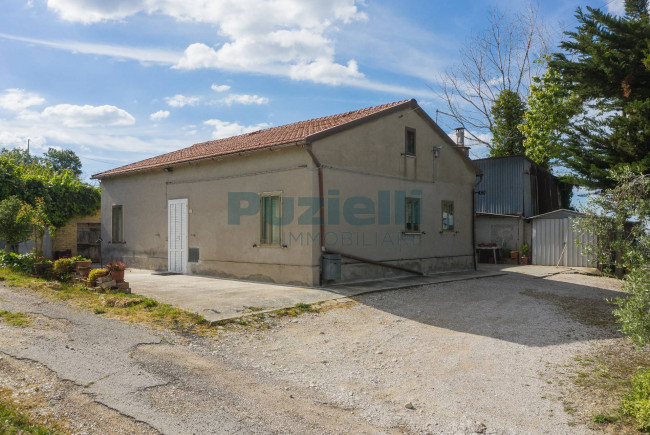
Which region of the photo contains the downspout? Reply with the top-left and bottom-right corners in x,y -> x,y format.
473,173 -> 484,271
304,143 -> 423,283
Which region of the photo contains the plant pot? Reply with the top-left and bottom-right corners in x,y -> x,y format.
76,260 -> 92,270
510,251 -> 519,259
520,256 -> 529,265
110,270 -> 125,282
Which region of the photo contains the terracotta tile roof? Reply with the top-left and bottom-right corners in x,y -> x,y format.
93,99 -> 415,179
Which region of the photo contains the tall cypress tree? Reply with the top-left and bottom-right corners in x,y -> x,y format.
551,0 -> 650,189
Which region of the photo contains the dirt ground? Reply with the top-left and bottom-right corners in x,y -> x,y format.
0,268 -> 627,434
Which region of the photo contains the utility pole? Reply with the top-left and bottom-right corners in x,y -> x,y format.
27,138 -> 30,154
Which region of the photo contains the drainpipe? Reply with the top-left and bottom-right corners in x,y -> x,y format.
473,174 -> 483,271
304,143 -> 423,283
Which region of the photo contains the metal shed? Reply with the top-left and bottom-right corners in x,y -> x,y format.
530,209 -> 595,267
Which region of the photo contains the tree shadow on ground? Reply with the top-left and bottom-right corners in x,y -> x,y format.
352,272 -> 625,347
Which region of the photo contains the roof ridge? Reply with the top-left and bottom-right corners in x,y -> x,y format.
92,99 -> 414,179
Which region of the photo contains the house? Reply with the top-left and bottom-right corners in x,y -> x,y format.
92,99 -> 480,286
473,155 -> 561,262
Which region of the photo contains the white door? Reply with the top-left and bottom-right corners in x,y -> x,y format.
168,198 -> 188,273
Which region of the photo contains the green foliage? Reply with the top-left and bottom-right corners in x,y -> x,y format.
87,268 -> 107,282
0,151 -> 100,229
52,258 -> 76,282
519,243 -> 530,257
550,0 -> 650,189
622,368 -> 650,430
0,197 -> 32,250
0,252 -> 49,274
489,89 -> 526,157
20,197 -> 54,254
558,177 -> 575,210
613,267 -> 650,345
519,61 -> 581,169
44,148 -> 82,177
576,167 -> 650,346
0,396 -> 57,434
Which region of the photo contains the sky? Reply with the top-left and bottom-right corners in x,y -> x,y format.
0,0 -> 628,184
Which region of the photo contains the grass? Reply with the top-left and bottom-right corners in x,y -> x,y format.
0,268 -> 339,336
0,309 -> 30,327
558,341 -> 650,433
0,389 -> 59,434
0,267 -> 215,336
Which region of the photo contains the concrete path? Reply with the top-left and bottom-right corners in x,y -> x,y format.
125,268 -> 504,322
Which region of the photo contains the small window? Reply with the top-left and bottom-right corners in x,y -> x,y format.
405,128 -> 416,156
112,205 -> 123,242
405,197 -> 421,232
442,201 -> 454,231
261,194 -> 281,246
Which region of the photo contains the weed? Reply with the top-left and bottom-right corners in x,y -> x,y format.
93,308 -> 106,315
622,368 -> 650,430
0,310 -> 30,327
0,389 -> 58,434
592,413 -> 619,424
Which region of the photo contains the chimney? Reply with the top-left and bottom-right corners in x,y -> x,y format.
454,127 -> 470,157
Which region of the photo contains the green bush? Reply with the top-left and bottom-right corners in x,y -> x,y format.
622,368 -> 650,430
87,268 -> 108,282
52,258 -> 76,282
0,252 -> 48,274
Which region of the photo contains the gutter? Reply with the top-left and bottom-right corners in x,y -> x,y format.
304,143 -> 423,285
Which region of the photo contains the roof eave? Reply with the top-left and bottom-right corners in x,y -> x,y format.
92,140 -> 307,180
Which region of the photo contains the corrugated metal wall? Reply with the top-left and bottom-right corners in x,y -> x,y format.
532,218 -> 595,267
475,157 -> 524,215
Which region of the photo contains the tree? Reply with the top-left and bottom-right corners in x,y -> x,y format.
519,62 -> 581,170
489,89 -> 526,156
44,148 -> 82,177
550,0 -> 650,189
575,167 -> 650,345
22,197 -> 53,254
0,148 -> 41,166
0,196 -> 31,252
440,6 -> 548,148
0,153 -> 100,229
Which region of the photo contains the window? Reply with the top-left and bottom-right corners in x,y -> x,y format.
442,200 -> 454,231
260,194 -> 281,245
112,205 -> 123,242
405,127 -> 416,156
405,197 -> 421,232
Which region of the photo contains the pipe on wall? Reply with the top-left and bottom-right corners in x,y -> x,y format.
304,144 -> 423,285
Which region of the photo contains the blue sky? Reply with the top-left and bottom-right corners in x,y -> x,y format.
0,0 -> 625,183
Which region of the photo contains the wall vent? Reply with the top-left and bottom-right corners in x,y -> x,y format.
188,247 -> 200,263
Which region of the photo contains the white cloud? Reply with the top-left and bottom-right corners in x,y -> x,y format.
0,32 -> 181,65
204,119 -> 271,139
211,84 -> 231,92
149,109 -> 170,121
607,0 -> 625,15
220,94 -> 269,106
0,88 -> 45,112
289,59 -> 363,85
165,94 -> 200,108
45,0 -> 367,86
41,104 -> 135,127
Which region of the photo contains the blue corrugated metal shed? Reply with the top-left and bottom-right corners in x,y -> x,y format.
475,156 -> 526,216
474,155 -> 559,217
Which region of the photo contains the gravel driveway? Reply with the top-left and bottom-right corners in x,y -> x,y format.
0,268 -> 624,434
